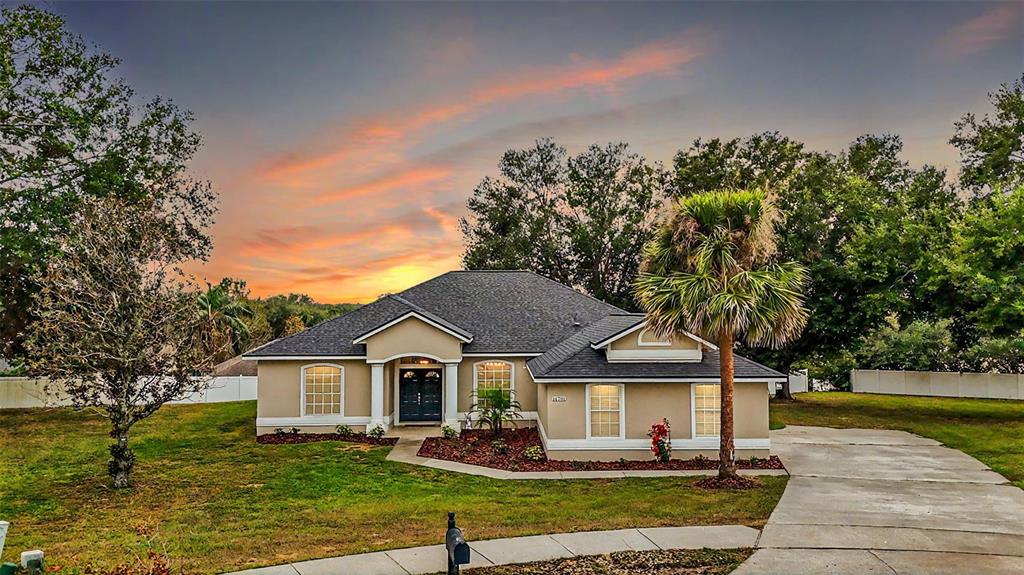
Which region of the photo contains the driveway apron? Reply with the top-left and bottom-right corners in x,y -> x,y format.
734,425 -> 1024,575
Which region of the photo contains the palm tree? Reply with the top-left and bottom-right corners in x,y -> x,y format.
197,282 -> 253,359
635,189 -> 808,479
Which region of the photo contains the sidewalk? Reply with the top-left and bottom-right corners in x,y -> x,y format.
225,525 -> 760,575
386,433 -> 787,480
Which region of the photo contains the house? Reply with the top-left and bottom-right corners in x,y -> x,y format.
243,271 -> 784,460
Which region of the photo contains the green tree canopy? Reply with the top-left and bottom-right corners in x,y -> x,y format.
0,5 -> 215,359
672,133 -> 963,382
951,74 -> 1024,193
461,138 -> 672,309
636,189 -> 808,477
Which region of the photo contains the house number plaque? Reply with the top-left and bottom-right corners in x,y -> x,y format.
551,396 -> 567,402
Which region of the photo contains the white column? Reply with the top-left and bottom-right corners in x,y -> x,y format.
444,362 -> 460,428
369,362 -> 387,431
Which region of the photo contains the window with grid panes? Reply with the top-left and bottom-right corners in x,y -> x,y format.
693,384 -> 720,437
589,384 -> 622,438
303,365 -> 343,415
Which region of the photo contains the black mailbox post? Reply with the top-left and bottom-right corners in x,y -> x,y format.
445,512 -> 470,575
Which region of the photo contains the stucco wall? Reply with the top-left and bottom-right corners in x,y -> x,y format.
609,330 -> 700,351
364,317 -> 463,362
457,357 -> 536,412
537,381 -> 769,441
256,359 -> 372,419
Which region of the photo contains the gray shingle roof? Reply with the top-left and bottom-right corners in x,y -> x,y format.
245,270 -> 784,380
246,271 -> 622,357
526,314 -> 785,380
352,295 -> 474,342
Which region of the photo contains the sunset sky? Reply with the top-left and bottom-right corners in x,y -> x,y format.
45,1 -> 1023,303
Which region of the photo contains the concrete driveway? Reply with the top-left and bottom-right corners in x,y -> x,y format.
734,426 -> 1024,575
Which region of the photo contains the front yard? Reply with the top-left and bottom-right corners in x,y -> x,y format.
771,392 -> 1024,489
0,401 -> 786,574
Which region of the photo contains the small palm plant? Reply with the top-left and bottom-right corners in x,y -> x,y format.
469,388 -> 523,435
635,188 -> 809,479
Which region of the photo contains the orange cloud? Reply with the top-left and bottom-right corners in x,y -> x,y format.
943,3 -> 1021,58
258,32 -> 708,180
308,165 -> 452,206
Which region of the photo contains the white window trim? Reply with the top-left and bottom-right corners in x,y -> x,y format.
300,363 -> 345,419
691,383 -> 721,439
585,383 -> 626,441
472,359 -> 515,401
637,327 -> 673,347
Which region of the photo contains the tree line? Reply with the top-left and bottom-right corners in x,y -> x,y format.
462,76 -> 1024,388
1,6 -> 356,486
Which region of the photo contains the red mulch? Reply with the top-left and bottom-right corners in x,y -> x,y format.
417,427 -> 785,472
694,475 -> 762,490
257,432 -> 398,446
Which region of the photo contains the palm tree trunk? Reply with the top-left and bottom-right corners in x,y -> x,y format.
718,331 -> 737,479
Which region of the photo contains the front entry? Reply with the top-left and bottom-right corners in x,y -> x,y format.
399,368 -> 442,422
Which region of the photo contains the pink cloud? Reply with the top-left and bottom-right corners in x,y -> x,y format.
943,3 -> 1021,58
257,32 -> 709,180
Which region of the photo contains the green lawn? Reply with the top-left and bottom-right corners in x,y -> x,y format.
771,392 -> 1024,489
0,402 -> 785,574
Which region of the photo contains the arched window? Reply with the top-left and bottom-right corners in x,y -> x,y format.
302,364 -> 344,416
637,327 -> 672,347
474,360 -> 513,407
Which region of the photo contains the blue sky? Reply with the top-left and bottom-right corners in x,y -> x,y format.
36,1 -> 1024,301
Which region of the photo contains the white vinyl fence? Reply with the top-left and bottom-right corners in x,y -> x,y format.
851,369 -> 1024,400
787,369 -> 809,393
0,376 -> 257,409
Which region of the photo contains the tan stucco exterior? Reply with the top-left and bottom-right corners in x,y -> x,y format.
255,359 -> 373,434
253,314 -> 772,456
457,357 -> 536,412
363,316 -> 463,362
609,329 -> 700,351
534,380 -> 770,460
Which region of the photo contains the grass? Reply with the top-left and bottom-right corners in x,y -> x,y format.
771,392 -> 1024,489
440,548 -> 753,574
0,401 -> 786,574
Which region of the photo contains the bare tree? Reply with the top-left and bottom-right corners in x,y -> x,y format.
26,197 -> 217,488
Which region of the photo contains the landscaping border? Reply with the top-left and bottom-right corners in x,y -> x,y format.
387,435 -> 787,479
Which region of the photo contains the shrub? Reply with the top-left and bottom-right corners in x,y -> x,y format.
648,419 -> 671,462
335,424 -> 354,435
367,424 -> 386,439
962,335 -> 1024,373
856,318 -> 956,372
491,438 -> 509,454
469,388 -> 523,435
523,445 -> 545,461
441,424 -> 459,439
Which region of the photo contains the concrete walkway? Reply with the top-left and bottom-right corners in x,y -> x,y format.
734,426 -> 1024,575
385,427 -> 786,479
226,525 -> 759,575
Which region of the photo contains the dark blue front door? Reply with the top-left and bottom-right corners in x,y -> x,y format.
399,369 -> 442,422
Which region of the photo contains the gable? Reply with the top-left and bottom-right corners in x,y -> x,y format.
362,315 -> 463,362
244,271 -> 624,358
594,322 -> 710,363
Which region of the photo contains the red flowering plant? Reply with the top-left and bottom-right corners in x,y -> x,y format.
648,418 -> 672,463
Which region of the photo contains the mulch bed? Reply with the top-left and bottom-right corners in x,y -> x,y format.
431,548 -> 752,575
257,431 -> 398,446
417,427 -> 784,472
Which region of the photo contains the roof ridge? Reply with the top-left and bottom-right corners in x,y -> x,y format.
518,270 -> 628,313
531,316 -> 626,375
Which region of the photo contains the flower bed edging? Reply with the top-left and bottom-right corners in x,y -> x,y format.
257,431 -> 398,446
417,427 -> 784,472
